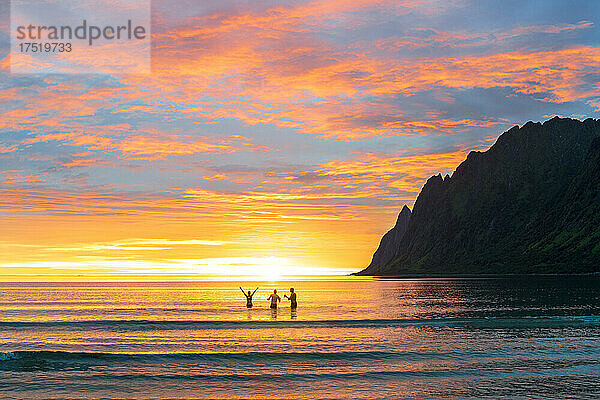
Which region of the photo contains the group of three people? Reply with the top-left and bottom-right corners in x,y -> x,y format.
240,287 -> 297,309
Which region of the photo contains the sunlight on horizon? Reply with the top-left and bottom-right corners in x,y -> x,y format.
0,232 -> 373,281
0,256 -> 357,281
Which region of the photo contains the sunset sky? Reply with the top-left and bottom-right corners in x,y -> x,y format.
1,0 -> 599,280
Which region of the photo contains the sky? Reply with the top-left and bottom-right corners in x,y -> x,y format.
0,0 -> 599,280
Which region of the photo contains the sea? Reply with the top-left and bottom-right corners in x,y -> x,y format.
0,276 -> 599,399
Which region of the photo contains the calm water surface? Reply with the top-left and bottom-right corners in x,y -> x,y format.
1,276 -> 599,399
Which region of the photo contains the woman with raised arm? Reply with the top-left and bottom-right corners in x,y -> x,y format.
240,287 -> 259,308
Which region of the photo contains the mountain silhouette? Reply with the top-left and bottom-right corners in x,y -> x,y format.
357,117 -> 600,275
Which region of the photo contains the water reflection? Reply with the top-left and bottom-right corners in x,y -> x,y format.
1,277 -> 599,323
370,276 -> 600,319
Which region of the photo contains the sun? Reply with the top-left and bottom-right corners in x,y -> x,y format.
250,257 -> 287,281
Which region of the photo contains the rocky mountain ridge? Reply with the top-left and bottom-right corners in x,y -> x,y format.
357,117 -> 600,275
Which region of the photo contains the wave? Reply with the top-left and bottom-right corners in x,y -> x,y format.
0,349 -> 431,363
0,352 -> 18,361
0,315 -> 599,331
2,350 -> 599,380
3,347 -> 598,364
0,349 -> 465,372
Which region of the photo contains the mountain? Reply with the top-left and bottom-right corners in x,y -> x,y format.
361,205 -> 411,275
357,117 -> 600,275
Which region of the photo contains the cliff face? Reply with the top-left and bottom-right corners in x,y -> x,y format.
357,117 -> 600,275
361,205 -> 411,275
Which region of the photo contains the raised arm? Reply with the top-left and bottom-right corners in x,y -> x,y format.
239,287 -> 247,297
252,287 -> 259,295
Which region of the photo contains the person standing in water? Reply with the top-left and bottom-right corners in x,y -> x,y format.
267,289 -> 281,309
240,287 -> 259,308
284,288 -> 297,309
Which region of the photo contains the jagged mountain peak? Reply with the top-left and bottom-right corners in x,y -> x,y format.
357,117 -> 600,275
360,204 -> 412,275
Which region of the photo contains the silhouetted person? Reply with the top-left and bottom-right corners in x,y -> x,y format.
267,289 -> 281,309
284,288 -> 297,309
240,287 -> 258,308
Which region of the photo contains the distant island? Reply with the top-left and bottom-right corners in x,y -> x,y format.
357,117 -> 600,276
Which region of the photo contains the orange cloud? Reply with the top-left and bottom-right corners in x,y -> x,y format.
0,144 -> 18,154
4,1 -> 598,146
59,158 -> 112,169
117,134 -> 253,160
1,170 -> 49,184
143,22 -> 600,139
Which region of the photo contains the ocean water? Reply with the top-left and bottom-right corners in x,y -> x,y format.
0,276 -> 599,399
